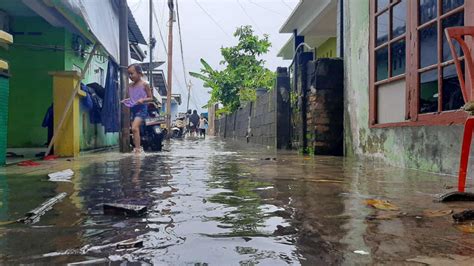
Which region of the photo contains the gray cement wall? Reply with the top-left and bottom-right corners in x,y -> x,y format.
215,89 -> 278,147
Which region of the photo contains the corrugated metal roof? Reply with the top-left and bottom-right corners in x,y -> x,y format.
128,6 -> 147,45
139,61 -> 165,71
151,70 -> 168,97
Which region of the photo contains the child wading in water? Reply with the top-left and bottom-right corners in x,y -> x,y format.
122,64 -> 153,154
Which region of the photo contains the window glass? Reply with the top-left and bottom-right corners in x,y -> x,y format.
442,63 -> 464,111
420,70 -> 439,113
442,0 -> 464,14
442,12 -> 464,62
376,47 -> 389,81
377,0 -> 390,12
419,24 -> 438,68
391,39 -> 406,76
392,0 -> 406,38
419,0 -> 437,25
377,12 -> 389,46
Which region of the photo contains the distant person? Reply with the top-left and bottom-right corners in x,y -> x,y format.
121,64 -> 153,154
199,115 -> 208,138
189,110 -> 200,137
185,109 -> 192,136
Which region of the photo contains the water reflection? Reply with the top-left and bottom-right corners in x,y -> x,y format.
0,139 -> 472,264
206,161 -> 274,237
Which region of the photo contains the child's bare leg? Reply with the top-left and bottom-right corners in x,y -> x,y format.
132,118 -> 142,151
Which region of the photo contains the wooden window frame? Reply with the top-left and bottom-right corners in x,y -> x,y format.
369,0 -> 472,128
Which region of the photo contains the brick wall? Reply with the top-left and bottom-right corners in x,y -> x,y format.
306,59 -> 344,155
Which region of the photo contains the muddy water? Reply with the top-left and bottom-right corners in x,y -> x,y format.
0,137 -> 474,265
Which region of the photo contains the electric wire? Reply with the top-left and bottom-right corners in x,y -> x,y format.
13,43 -> 105,59
176,0 -> 197,111
131,0 -> 143,13
281,0 -> 292,9
248,0 -> 284,16
194,0 -> 231,38
237,0 -> 263,34
161,0 -> 167,25
153,3 -> 168,54
176,0 -> 189,90
152,3 -> 186,98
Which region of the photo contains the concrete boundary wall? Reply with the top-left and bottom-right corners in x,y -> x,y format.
215,89 -> 278,148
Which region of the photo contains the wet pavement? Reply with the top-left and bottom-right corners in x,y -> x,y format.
1,137 -> 474,265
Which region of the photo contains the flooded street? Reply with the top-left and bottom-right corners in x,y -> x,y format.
1,137 -> 474,265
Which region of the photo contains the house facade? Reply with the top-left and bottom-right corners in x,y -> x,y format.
344,0 -> 470,175
0,0 -> 146,163
280,0 -> 473,175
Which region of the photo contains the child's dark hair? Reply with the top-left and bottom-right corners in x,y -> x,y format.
128,63 -> 144,76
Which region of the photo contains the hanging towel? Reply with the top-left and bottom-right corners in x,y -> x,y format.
101,59 -> 120,133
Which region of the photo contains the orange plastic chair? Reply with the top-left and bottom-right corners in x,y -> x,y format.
445,27 -> 474,192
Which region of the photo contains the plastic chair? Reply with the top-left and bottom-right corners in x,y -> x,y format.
445,27 -> 474,192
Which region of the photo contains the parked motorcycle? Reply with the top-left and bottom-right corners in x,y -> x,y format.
171,117 -> 186,138
130,104 -> 166,151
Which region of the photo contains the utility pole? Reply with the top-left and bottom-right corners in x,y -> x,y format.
166,0 -> 174,137
119,0 -> 130,152
186,80 -> 192,111
148,0 -> 153,87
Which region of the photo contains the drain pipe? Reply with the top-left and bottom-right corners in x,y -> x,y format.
289,41 -> 314,154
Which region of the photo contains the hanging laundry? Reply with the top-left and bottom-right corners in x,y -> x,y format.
81,83 -> 103,124
101,59 -> 120,133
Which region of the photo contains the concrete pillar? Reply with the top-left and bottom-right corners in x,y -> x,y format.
276,67 -> 291,149
49,71 -> 86,157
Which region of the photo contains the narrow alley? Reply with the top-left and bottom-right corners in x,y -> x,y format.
0,137 -> 473,265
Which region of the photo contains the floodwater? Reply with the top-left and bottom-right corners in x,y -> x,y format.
1,137 -> 474,265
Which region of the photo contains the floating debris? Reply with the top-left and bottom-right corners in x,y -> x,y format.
18,193 -> 67,224
48,169 -> 74,182
364,199 -> 400,211
366,211 -> 404,220
254,186 -> 274,191
310,179 -> 344,184
407,255 -> 474,265
455,224 -> 474,233
273,225 -> 297,236
43,155 -> 58,161
354,250 -> 370,255
423,209 -> 453,218
67,258 -> 109,265
116,239 -> 143,249
145,217 -> 173,224
453,210 -> 474,222
17,160 -> 40,167
103,203 -> 147,217
0,220 -> 16,226
438,191 -> 474,202
108,255 -> 124,262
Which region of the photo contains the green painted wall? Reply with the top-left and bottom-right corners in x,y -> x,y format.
343,0 -> 464,175
0,16 -> 117,150
0,77 -> 9,165
317,37 -> 337,58
63,31 -> 118,150
0,17 -> 64,148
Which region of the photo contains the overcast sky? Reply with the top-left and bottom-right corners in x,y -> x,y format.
128,0 -> 299,113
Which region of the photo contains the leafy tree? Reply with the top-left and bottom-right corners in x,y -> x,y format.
190,25 -> 275,114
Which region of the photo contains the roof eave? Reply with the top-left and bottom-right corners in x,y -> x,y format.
279,0 -> 303,33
